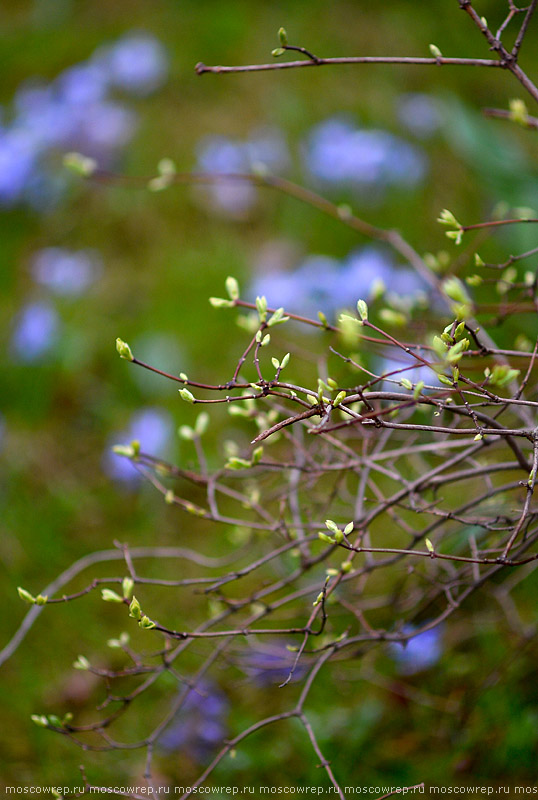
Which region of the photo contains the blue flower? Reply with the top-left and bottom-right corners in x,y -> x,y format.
195,129 -> 289,216
397,93 -> 442,139
10,301 -> 60,362
1,32 -> 167,209
249,245 -> 428,321
0,129 -> 39,205
239,643 -> 307,685
304,116 -> 426,189
56,63 -> 108,107
103,407 -> 173,484
100,33 -> 169,95
75,101 -> 136,157
31,247 -> 102,296
159,680 -> 229,762
388,625 -> 443,675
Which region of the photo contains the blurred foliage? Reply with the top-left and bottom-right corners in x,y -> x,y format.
1,0 -> 538,792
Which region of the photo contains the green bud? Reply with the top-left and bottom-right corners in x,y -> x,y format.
438,374 -> 453,386
474,253 -> 485,267
165,490 -> 175,504
179,388 -> 196,404
454,322 -> 466,340
443,277 -> 470,305
271,357 -> 280,370
344,522 -> 354,535
148,175 -> 171,192
317,310 -> 329,328
278,27 -> 288,45
401,378 -> 413,390
209,297 -> 234,308
334,530 -> 344,544
326,568 -> 339,577
333,391 -> 346,406
281,352 -> 290,369
251,446 -> 263,465
371,278 -> 386,299
341,560 -> 353,573
313,591 -> 324,607
184,501 -> 207,516
379,309 -> 407,327
437,209 -> 461,229
432,335 -> 448,359
138,615 -> 156,630
225,276 -> 240,300
413,381 -> 425,399
474,433 -> 483,441
318,532 -> 336,544
157,157 -> 176,176
178,425 -> 194,440
116,338 -> 133,361
429,43 -> 442,58
272,47 -> 286,57
112,444 -> 135,458
487,364 -> 520,387
17,587 -> 36,604
194,412 -> 209,436
255,295 -> 268,322
425,538 -> 434,553
445,229 -> 464,245
129,596 -> 142,620
122,577 -> 134,599
466,274 -> 483,287
225,457 -> 252,470
325,519 -> 340,534
357,299 -> 368,322
101,589 -> 124,603
73,655 -> 90,671
267,309 -> 289,327
31,714 -> 49,728
35,594 -> 48,606
63,151 -> 97,176
509,98 -> 529,126
261,333 -> 271,347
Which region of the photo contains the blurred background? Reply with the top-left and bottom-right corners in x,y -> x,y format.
2,0 -> 538,791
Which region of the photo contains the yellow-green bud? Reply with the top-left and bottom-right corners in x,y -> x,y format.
116,338 -> 133,361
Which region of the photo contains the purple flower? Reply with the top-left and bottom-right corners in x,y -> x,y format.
31,247 -> 102,296
159,680 -> 229,762
388,625 -> 443,675
0,128 -> 39,205
2,31 -> 167,209
304,116 -> 426,189
56,64 -> 108,107
75,101 -> 136,156
397,93 -> 442,139
10,301 -> 60,362
103,407 -> 173,484
249,245 -> 428,321
101,33 -> 168,95
239,643 -> 307,685
195,129 -> 289,216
